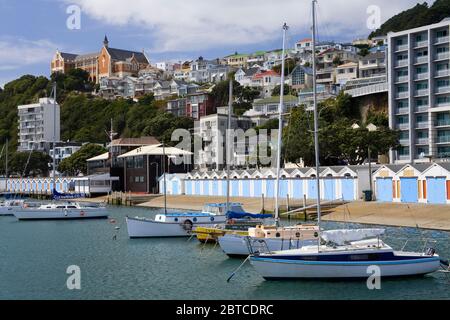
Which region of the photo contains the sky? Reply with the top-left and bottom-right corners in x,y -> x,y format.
0,0 -> 433,89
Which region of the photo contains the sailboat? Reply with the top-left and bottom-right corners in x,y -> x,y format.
193,80 -> 274,244
249,0 -> 444,280
217,23 -> 320,258
0,139 -> 25,216
126,144 -> 228,238
13,83 -> 109,221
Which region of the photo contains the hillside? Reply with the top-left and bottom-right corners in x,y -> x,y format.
369,0 -> 450,38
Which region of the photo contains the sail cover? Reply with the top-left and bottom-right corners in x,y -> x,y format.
52,189 -> 84,201
321,229 -> 385,245
227,211 -> 273,220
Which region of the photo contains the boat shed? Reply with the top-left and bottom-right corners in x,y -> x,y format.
419,163 -> 450,204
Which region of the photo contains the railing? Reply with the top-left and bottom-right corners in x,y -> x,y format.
436,136 -> 450,144
399,139 -> 410,145
414,89 -> 429,96
435,69 -> 450,77
344,82 -> 388,97
414,73 -> 428,80
416,122 -> 429,129
415,105 -> 429,112
415,56 -> 428,64
396,107 -> 409,114
436,101 -> 450,108
435,52 -> 450,60
396,44 -> 409,51
415,40 -> 428,48
396,60 -> 409,67
396,76 -> 409,82
396,92 -> 409,99
436,86 -> 450,94
435,120 -> 450,127
399,155 -> 410,161
416,138 -> 429,145
397,123 -> 409,130
435,36 -> 449,45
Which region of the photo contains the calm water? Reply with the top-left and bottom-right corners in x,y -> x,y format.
1,205 -> 449,300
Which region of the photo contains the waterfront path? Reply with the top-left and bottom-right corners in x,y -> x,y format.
323,202 -> 450,231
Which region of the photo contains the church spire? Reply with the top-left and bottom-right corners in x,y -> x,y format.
103,35 -> 109,48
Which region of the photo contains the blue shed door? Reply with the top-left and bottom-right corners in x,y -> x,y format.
427,178 -> 446,204
231,180 -> 240,197
242,180 -> 251,197
292,180 -> 303,199
266,180 -> 275,198
341,179 -> 355,201
279,180 -> 289,198
376,178 -> 393,202
254,180 -> 263,197
324,179 -> 336,200
194,181 -> 201,195
172,181 -> 179,195
186,181 -> 192,195
400,178 -> 418,203
212,180 -> 219,196
308,180 -> 317,200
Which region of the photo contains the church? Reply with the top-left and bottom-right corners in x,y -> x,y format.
50,36 -> 150,83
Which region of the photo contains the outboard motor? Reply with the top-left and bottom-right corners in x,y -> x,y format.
425,248 -> 436,256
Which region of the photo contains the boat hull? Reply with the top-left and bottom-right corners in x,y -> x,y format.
0,207 -> 17,216
14,208 -> 108,220
250,256 -> 441,280
126,217 -> 225,238
218,235 -> 318,258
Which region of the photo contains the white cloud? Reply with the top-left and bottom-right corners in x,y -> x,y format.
0,38 -> 57,71
69,0 -> 427,52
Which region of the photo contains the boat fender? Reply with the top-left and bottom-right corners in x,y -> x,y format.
64,209 -> 68,217
182,220 -> 193,231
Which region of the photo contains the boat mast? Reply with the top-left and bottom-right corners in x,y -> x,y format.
275,23 -> 288,226
226,79 -> 233,214
52,82 -> 57,194
162,142 -> 168,215
312,0 -> 322,226
5,139 -> 8,179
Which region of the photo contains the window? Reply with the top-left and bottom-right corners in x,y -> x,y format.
417,131 -> 428,139
437,79 -> 450,88
416,82 -> 428,90
399,131 -> 409,140
398,146 -> 410,156
416,98 -> 428,107
437,47 -> 449,53
437,30 -> 448,38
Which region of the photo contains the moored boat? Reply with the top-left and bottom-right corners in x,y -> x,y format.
14,202 -> 109,220
0,200 -> 25,216
249,234 -> 443,280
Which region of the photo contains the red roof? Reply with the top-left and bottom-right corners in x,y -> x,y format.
253,70 -> 280,79
298,38 -> 312,43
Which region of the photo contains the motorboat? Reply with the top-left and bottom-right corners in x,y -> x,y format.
14,202 -> 109,220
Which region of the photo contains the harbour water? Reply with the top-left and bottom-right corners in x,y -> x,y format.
1,205 -> 449,300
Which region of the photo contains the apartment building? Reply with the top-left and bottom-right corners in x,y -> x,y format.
359,51 -> 387,78
388,18 -> 450,163
18,98 -> 60,153
196,114 -> 253,171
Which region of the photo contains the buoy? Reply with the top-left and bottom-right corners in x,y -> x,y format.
110,219 -> 117,224
115,226 -> 120,230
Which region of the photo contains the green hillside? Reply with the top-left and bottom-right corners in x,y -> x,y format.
369,0 -> 450,38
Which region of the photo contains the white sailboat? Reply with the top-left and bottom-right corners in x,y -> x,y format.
218,23 -> 320,258
0,200 -> 25,216
249,0 -> 444,280
13,83 -> 109,221
126,144 -> 227,238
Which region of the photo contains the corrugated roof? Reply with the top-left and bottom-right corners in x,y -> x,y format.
118,145 -> 192,158
111,137 -> 160,147
106,47 -> 149,64
87,152 -> 109,162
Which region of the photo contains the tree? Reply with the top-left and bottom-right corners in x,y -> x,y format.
58,144 -> 107,176
272,58 -> 297,76
271,84 -> 296,97
9,152 -> 52,177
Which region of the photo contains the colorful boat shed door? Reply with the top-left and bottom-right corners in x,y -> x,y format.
376,178 -> 393,202
400,177 -> 418,203
426,177 -> 447,204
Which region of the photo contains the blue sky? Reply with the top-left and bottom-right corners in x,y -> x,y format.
0,0 -> 431,88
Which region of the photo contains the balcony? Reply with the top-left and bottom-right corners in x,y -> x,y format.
398,155 -> 411,161
414,89 -> 429,96
414,56 -> 428,64
416,138 -> 429,145
416,122 -> 429,129
414,73 -> 428,80
415,105 -> 429,112
414,40 -> 428,48
399,139 -> 410,145
396,107 -> 409,114
435,36 -> 450,45
435,86 -> 450,94
436,136 -> 450,144
395,60 -> 409,68
396,44 -> 409,52
396,92 -> 409,99
436,100 -> 450,108
435,120 -> 450,127
435,52 -> 450,61
435,69 -> 450,77
396,76 -> 409,83
397,123 -> 409,130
